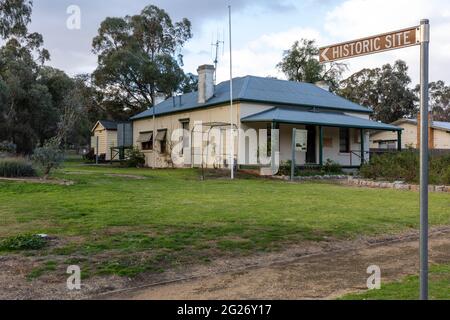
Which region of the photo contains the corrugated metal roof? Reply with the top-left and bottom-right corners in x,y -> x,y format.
241,107 -> 401,131
394,119 -> 450,131
433,121 -> 450,131
98,120 -> 118,130
130,76 -> 371,120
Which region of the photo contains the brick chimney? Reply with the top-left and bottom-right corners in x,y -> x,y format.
416,112 -> 434,149
197,65 -> 215,104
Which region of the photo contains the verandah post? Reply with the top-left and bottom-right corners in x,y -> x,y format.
291,128 -> 296,181
397,130 -> 403,152
319,126 -> 324,167
271,121 -> 277,175
360,128 -> 365,165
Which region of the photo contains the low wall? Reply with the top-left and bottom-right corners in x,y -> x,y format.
346,177 -> 450,193
274,175 -> 348,181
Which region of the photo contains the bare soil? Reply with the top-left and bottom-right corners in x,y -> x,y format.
104,174 -> 148,180
101,227 -> 450,300
0,177 -> 74,185
1,227 -> 449,300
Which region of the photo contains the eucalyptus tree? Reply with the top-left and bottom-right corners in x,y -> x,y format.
92,5 -> 193,113
277,39 -> 346,92
339,60 -> 418,124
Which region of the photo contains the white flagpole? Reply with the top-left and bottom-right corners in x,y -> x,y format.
228,5 -> 234,180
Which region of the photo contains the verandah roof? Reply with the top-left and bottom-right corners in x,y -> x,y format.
241,107 -> 402,131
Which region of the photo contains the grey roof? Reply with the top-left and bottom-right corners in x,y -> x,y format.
98,120 -> 118,130
241,107 -> 401,131
394,119 -> 450,131
130,76 -> 371,120
433,121 -> 450,131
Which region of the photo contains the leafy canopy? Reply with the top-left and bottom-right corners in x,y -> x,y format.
415,81 -> 450,122
92,5 -> 193,113
339,60 -> 417,123
277,39 -> 346,92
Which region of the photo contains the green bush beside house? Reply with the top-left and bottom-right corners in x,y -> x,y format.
360,151 -> 450,185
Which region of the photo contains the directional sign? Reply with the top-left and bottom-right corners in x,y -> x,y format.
319,26 -> 420,63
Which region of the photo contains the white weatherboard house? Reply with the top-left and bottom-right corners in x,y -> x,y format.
130,65 -> 401,173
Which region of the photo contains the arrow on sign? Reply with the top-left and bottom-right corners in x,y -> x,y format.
320,47 -> 330,62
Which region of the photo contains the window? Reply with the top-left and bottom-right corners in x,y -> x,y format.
379,140 -> 397,150
339,128 -> 350,153
137,132 -> 153,150
156,129 -> 167,154
180,120 -> 190,155
142,141 -> 153,151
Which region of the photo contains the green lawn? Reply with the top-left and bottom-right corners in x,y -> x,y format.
1,160 -> 450,277
342,264 -> 450,300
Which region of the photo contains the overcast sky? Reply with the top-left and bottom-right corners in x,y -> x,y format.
30,0 -> 450,85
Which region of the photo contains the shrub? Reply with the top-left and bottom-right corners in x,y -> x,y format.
125,147 -> 146,168
0,141 -> 16,155
0,157 -> 37,178
278,160 -> 299,176
32,138 -> 64,179
360,151 -> 419,183
429,154 -> 450,185
0,234 -> 47,251
278,160 -> 343,177
322,159 -> 343,174
358,151 -> 450,184
441,166 -> 450,185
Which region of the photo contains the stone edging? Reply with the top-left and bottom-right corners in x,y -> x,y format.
346,177 -> 450,193
275,175 -> 349,181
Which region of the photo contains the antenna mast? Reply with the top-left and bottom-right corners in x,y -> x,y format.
211,36 -> 224,85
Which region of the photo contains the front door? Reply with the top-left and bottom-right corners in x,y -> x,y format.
306,125 -> 316,164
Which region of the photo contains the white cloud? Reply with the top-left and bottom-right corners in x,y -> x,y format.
323,0 -> 450,84
186,0 -> 450,87
212,27 -> 325,82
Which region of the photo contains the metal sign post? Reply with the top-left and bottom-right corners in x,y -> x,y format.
419,18 -> 430,301
320,19 -> 430,299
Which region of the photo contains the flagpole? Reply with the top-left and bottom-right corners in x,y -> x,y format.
228,5 -> 234,180
153,104 -> 156,169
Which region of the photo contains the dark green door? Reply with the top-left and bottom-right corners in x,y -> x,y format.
306,125 -> 316,164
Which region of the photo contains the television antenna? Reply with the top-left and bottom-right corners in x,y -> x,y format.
211,34 -> 224,84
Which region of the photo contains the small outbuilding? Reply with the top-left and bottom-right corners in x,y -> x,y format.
370,115 -> 450,150
91,120 -> 118,161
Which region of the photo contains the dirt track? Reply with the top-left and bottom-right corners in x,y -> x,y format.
101,228 -> 450,300
2,228 -> 450,300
